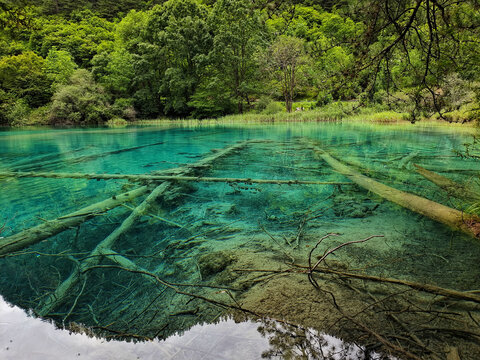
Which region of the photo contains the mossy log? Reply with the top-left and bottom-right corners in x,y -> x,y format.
304,141 -> 480,238
36,140 -> 253,316
414,164 -> 480,202
0,170 -> 351,186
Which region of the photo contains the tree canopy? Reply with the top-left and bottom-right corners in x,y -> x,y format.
1,0 -> 480,125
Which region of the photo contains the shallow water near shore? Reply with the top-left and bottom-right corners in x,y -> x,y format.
1,122 -> 480,359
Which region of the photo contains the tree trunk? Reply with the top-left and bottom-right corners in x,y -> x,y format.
414,164 -> 480,202
0,186 -> 149,257
35,140 -> 255,315
304,140 -> 480,238
286,98 -> 293,112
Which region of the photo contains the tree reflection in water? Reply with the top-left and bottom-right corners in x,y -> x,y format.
258,318 -> 394,360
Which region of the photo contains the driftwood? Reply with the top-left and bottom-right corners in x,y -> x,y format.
303,140 -> 480,238
414,164 -> 480,202
36,140 -> 253,316
0,171 -> 351,186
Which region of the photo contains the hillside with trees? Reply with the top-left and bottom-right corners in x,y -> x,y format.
1,0 -> 480,125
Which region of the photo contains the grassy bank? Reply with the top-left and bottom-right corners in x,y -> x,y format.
135,100 -> 480,130
136,102 -> 410,125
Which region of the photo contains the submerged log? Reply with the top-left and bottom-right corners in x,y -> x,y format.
0,140 -> 253,257
0,170 -> 351,186
398,151 -> 419,169
414,164 -> 480,202
15,141 -> 165,171
36,140 -> 253,316
0,186 -> 149,257
36,181 -> 173,316
304,141 -> 480,238
312,266 -> 480,304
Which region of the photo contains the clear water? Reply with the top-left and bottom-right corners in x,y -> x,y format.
1,123 -> 480,358
1,295 -> 378,360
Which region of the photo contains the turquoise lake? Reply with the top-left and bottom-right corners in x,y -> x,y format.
1,122 -> 480,359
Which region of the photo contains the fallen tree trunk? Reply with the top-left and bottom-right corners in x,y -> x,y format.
303,140 -> 480,238
398,151 -> 419,169
0,140 -> 254,257
414,164 -> 480,202
0,170 -> 351,186
0,186 -> 149,257
36,181 -> 173,316
36,140 -> 253,316
15,141 -> 165,171
312,266 -> 480,304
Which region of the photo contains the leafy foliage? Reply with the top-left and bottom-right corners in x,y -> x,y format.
30,11 -> 115,67
49,69 -> 110,125
45,48 -> 78,87
192,0 -> 264,116
0,51 -> 51,108
1,0 -> 480,124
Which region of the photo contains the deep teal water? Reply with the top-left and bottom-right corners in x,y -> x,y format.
1,123 -> 480,357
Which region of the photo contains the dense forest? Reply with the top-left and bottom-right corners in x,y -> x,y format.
1,0 -> 480,125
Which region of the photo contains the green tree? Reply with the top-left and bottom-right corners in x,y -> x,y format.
133,0 -> 211,117
266,36 -> 309,112
92,48 -> 134,98
193,0 -> 265,115
115,9 -> 149,53
49,69 -> 110,125
343,0 -> 480,118
0,51 -> 52,107
30,10 -> 114,67
45,48 -> 77,88
265,5 -> 361,102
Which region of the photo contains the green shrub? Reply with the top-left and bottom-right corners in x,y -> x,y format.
112,98 -> 136,121
24,106 -> 51,126
255,96 -> 275,113
5,99 -> 31,126
262,101 -> 284,115
106,117 -> 128,127
49,69 -> 110,125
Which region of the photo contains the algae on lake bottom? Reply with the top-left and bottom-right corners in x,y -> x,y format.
1,123 -> 480,359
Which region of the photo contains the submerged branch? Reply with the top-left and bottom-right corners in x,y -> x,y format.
0,170 -> 352,186
36,140 -> 256,316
